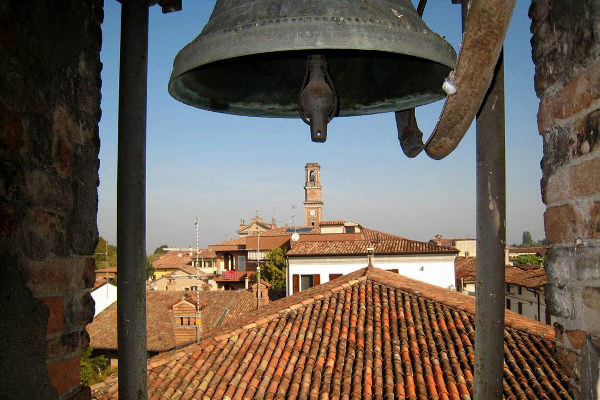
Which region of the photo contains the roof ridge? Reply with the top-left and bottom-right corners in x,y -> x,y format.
364,268 -> 555,339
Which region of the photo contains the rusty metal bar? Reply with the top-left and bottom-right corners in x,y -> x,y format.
116,0 -> 149,398
474,49 -> 506,399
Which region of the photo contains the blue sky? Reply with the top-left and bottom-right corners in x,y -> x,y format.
98,0 -> 545,252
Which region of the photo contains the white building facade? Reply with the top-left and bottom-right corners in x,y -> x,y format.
91,282 -> 117,316
287,253 -> 457,296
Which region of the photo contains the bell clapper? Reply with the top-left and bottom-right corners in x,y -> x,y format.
299,54 -> 338,143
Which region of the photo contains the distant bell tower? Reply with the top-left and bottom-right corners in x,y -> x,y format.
304,162 -> 323,226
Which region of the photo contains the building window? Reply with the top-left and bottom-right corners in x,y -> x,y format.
506,299 -> 511,310
238,256 -> 246,271
505,284 -> 510,293
345,226 -> 355,233
518,286 -> 522,295
517,302 -> 523,314
301,275 -> 314,291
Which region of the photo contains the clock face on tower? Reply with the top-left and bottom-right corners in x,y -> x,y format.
309,209 -> 316,216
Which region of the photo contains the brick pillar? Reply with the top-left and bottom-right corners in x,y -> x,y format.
530,0 -> 600,397
251,282 -> 270,307
0,1 -> 102,399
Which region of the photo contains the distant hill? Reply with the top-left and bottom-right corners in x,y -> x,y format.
94,237 -> 117,270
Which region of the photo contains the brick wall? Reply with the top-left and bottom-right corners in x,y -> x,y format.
0,1 -> 102,399
530,0 -> 600,397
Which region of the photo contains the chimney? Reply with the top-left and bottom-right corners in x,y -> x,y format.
251,270 -> 270,307
367,247 -> 374,267
245,274 -> 249,289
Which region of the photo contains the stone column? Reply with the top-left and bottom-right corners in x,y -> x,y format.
531,0 -> 600,397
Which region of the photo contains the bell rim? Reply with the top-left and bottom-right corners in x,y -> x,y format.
169,16 -> 457,118
170,16 -> 456,82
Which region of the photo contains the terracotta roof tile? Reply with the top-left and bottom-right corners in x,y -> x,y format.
93,268 -> 570,400
88,290 -> 256,352
88,291 -> 191,352
153,249 -> 215,270
455,257 -> 548,288
287,238 -> 457,256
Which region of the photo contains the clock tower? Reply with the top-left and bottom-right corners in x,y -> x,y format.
304,162 -> 323,226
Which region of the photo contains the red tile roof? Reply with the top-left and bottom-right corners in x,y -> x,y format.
287,238 -> 457,256
92,268 -> 569,400
318,220 -> 347,225
153,249 -> 216,270
88,290 -> 256,353
455,257 -> 548,288
88,291 -> 197,352
508,246 -> 549,256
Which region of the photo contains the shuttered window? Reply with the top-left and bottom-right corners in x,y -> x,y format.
329,274 -> 343,281
293,274 -> 299,294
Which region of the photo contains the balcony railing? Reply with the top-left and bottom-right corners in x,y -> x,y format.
222,270 -> 238,280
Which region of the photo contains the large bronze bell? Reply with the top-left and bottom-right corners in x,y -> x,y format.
169,0 -> 456,141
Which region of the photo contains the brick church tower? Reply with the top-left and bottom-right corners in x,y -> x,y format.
304,163 -> 323,226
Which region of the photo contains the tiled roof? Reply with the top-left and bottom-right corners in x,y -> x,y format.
153,249 -> 216,270
250,225 -> 320,237
88,291 -> 196,352
287,238 -> 458,256
93,276 -> 112,290
209,236 -> 247,247
508,246 -> 549,256
88,290 -> 256,353
455,257 -> 548,288
92,268 -> 569,400
196,290 -> 257,332
455,256 -> 477,281
361,227 -> 406,241
318,220 -> 347,225
153,251 -> 192,270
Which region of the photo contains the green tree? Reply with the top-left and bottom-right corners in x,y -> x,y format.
514,254 -> 542,266
260,247 -> 287,289
145,258 -> 156,281
93,237 -> 117,270
153,244 -> 168,256
521,231 -> 533,246
80,347 -> 108,385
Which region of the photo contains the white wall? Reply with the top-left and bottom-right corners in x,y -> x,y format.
505,285 -> 550,324
91,283 -> 117,316
286,254 -> 456,296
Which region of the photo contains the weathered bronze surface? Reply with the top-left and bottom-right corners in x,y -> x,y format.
169,0 -> 456,118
